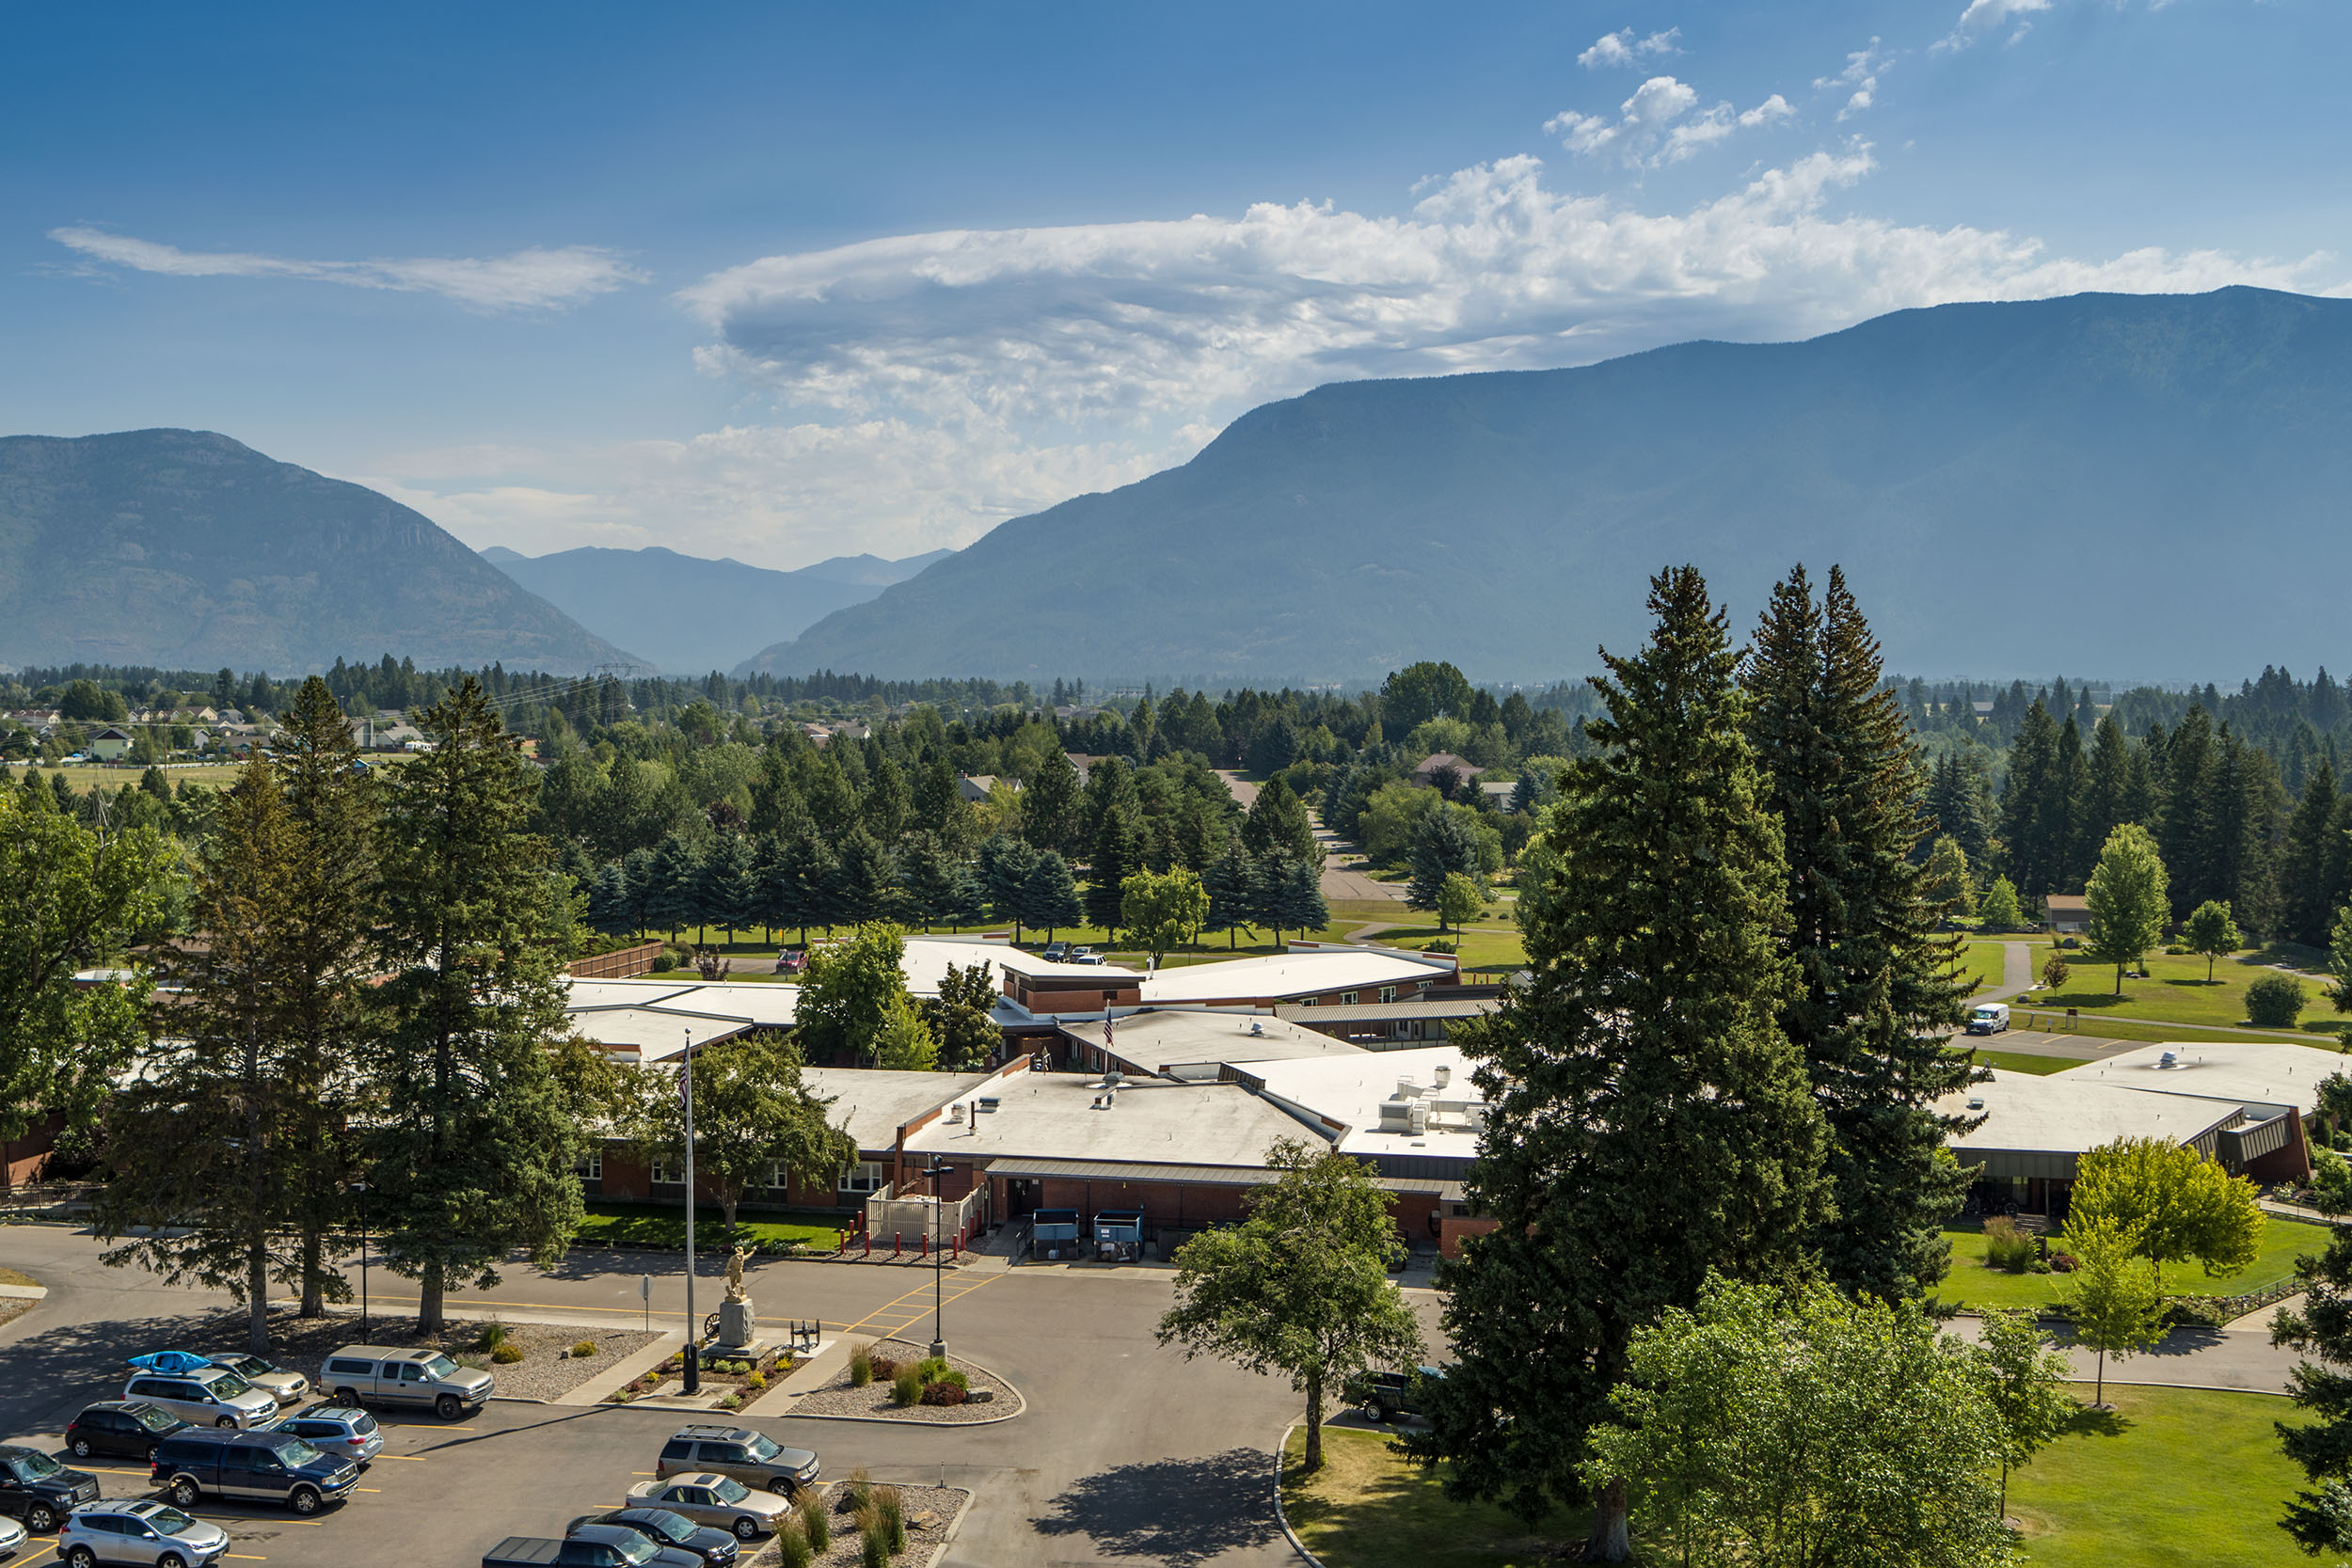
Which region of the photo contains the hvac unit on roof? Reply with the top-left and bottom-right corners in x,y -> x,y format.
1434,1064 -> 1451,1089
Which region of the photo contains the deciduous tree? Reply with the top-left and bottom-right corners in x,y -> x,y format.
625,1031 -> 854,1238
1158,1139 -> 1422,1475
2067,1214 -> 2166,1405
2069,1135 -> 2262,1292
1971,1307 -> 2074,1519
1435,872 -> 1483,934
796,924 -> 914,1065
2184,899 -> 2241,983
1978,876 -> 2025,932
2084,823 -> 2169,994
1120,865 -> 1208,964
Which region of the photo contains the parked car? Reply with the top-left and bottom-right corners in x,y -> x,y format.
201,1354 -> 310,1405
320,1345 -> 494,1419
273,1406 -> 382,1468
120,1366 -> 278,1430
482,1534 -> 686,1568
0,1445 -> 101,1534
565,1509 -> 738,1568
654,1426 -> 819,1495
149,1428 -> 358,1515
1070,950 -> 1106,965
54,1499 -> 229,1568
1343,1365 -> 1447,1424
1041,942 -> 1071,961
0,1513 -> 24,1560
65,1402 -> 188,1462
624,1475 -> 788,1542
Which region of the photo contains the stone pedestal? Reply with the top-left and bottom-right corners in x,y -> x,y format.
714,1299 -> 758,1351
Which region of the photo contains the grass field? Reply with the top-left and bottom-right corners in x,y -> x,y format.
1283,1388 -> 2312,1568
2029,947 -> 2342,1036
2009,1386 -> 2311,1568
576,1200 -> 843,1250
1971,1048 -> 2090,1076
1989,1011 -> 2319,1047
1960,939 -> 2015,993
1935,1214 -> 2330,1311
1281,1426 -> 1587,1568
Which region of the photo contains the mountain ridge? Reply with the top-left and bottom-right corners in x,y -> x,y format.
741,286 -> 2352,685
0,429 -> 638,673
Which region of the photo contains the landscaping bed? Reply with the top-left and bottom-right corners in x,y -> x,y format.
607,1342 -> 798,1411
740,1481 -> 965,1568
785,1338 -> 1016,1422
163,1307 -> 659,1403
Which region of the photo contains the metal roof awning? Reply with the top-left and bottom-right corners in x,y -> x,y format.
979,1156 -> 1459,1197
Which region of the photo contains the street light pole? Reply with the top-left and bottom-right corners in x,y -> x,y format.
682,1029 -> 699,1396
353,1181 -> 370,1337
924,1159 -> 950,1359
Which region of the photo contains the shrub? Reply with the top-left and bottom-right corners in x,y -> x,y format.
878,1485 -> 907,1553
795,1488 -> 831,1551
476,1322 -> 513,1352
913,1354 -> 951,1384
746,1370 -> 766,1392
860,1520 -> 889,1568
774,1519 -> 813,1568
1981,1216 -> 2035,1273
571,1340 -> 597,1358
718,1392 -> 742,1411
849,1346 -> 874,1387
867,1354 -> 901,1380
847,1468 -> 874,1513
890,1366 -> 925,1407
2050,1251 -> 2078,1273
491,1342 -> 524,1365
2247,974 -> 2309,1028
651,953 -> 677,973
2027,1258 -> 2052,1274
921,1380 -> 968,1405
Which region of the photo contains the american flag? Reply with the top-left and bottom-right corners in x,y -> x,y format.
1103,1010 -> 1115,1053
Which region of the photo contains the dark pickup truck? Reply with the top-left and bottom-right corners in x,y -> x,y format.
484,1529 -> 699,1568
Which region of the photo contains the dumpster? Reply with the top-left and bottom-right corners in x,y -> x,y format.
1030,1208 -> 1080,1259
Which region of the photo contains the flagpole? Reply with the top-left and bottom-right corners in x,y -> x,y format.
683,1028 -> 699,1396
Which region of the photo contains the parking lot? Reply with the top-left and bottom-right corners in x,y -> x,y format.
1,1227 -> 1432,1566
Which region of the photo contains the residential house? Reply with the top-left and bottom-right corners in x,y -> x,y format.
1410,752 -> 1485,788
87,726 -> 135,762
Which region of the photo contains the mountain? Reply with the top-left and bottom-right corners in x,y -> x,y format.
744,287 -> 2352,685
0,430 -> 636,673
481,545 -> 953,675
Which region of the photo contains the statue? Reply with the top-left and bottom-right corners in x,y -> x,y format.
724,1243 -> 752,1305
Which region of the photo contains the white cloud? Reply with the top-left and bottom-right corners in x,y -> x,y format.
1814,37 -> 1889,120
1578,26 -> 1682,70
379,146 -> 2342,569
1939,0 -> 2053,50
47,227 -> 644,311
1546,75 -> 1792,167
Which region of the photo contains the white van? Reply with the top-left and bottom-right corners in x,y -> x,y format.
1965,1002 -> 2010,1036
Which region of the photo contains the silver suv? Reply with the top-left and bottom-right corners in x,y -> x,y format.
56,1498 -> 229,1568
203,1353 -> 310,1405
120,1367 -> 278,1430
320,1345 -> 493,1420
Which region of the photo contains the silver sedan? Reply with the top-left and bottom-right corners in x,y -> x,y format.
624,1475 -> 789,1542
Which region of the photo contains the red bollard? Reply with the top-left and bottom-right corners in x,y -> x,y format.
894,1231 -> 902,1258
953,1230 -> 962,1259
919,1233 -> 929,1258
862,1232 -> 871,1258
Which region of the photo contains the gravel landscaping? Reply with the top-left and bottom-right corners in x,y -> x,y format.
741,1483 -> 967,1568
163,1307 -> 660,1403
776,1338 -> 1018,1422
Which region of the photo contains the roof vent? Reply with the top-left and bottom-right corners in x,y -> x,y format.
1434,1064 -> 1451,1089
2158,1051 -> 2179,1070
1249,1022 -> 1265,1037
1966,1097 -> 1984,1111
948,1103 -> 965,1122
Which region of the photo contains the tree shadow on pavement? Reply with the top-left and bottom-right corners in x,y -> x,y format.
0,1305 -> 246,1438
1035,1447 -> 1281,1566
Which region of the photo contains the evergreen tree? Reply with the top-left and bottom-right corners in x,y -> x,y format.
266,676 -> 377,1316
1241,775 -> 1319,863
99,761 -> 310,1352
361,678 -> 591,1332
1086,803 -> 1144,937
1261,855 -> 1328,944
862,755 -> 912,841
587,861 -> 632,936
1205,839 -> 1260,948
1743,564 -> 1973,1303
644,832 -> 704,941
1020,850 -> 1084,942
2157,705 -> 2217,916
2274,1228 -> 2352,1554
1998,703 -> 2064,900
694,831 -> 759,945
2280,761 -> 2340,947
1021,748 -> 1085,859
1406,806 -> 1485,910
977,832 -> 1040,940
1411,567 -> 1829,1556
2082,715 -> 2133,853
2052,715 -> 2092,887
833,827 -> 901,927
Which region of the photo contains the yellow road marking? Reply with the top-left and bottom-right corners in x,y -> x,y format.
376,1454 -> 427,1462
225,1555 -> 268,1561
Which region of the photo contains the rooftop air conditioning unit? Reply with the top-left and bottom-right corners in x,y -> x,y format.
1434,1064 -> 1451,1089
976,1097 -> 1000,1113
948,1103 -> 965,1123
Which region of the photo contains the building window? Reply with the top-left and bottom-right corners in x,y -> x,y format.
1297,996 -> 1317,1007
765,1162 -> 792,1191
575,1150 -> 602,1182
1341,991 -> 1359,1006
650,1158 -> 676,1185
840,1162 -> 884,1195
1378,987 -> 1396,1004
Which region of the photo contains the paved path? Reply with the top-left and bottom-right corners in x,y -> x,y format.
1211,769 -> 1260,810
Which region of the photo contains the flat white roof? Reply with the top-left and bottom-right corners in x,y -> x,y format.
904,1069 -> 1310,1168
562,976 -> 801,1058
1238,1045 -> 1485,1157
803,1067 -> 993,1148
899,936 -> 1136,996
2051,1040 -> 2347,1115
1938,1068 -> 2245,1159
1138,949 -> 1451,1006
1064,1011 -> 1363,1075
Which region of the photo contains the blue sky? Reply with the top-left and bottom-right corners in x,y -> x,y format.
5,1 -> 2347,568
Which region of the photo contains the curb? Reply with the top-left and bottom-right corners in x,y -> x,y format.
766,1338 -> 1027,1428
928,1484 -> 977,1568
1273,1421 -> 1327,1568
0,1284 -> 47,1300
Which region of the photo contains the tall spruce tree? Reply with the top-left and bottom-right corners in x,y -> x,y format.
2280,762 -> 2340,947
2158,705 -> 2217,916
1998,703 -> 2065,901
1021,748 -> 1085,858
268,677 -> 377,1315
363,678 -> 591,1332
2082,716 -> 2133,855
1411,567 -> 1829,1559
1241,775 -> 1320,864
1743,565 -> 1974,1303
2052,716 -> 2092,888
1021,850 -> 1085,942
99,760 -> 309,1352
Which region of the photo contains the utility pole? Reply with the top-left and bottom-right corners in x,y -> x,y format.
925,1158 -> 950,1359
682,1029 -> 699,1396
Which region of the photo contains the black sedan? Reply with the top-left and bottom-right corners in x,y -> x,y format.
63,1401 -> 189,1461
569,1508 -> 740,1568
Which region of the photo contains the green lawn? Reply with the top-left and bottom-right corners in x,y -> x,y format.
1285,1389 -> 2313,1568
1351,922 -> 1528,976
576,1200 -> 845,1250
1281,1426 -> 1586,1568
2027,947 -> 2342,1037
1971,1048 -> 2091,1076
2010,1386 -> 2311,1568
1935,1215 -> 2331,1311
1960,939 -> 2014,993
1993,1011 -> 2317,1047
